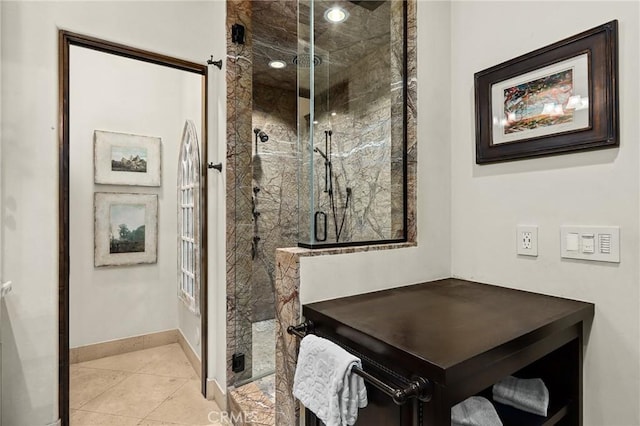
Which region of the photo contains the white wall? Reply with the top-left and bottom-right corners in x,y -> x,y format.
300,1 -> 452,303
302,2 -> 640,425
0,2 -> 224,424
209,13 -> 228,393
69,46 -> 202,351
450,2 -> 640,425
0,3 -> 3,419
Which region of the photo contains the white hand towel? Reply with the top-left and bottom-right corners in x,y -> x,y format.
451,396 -> 503,426
293,334 -> 368,426
492,376 -> 549,416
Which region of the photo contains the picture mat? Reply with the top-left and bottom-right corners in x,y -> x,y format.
95,192 -> 158,266
491,53 -> 589,145
94,130 -> 161,186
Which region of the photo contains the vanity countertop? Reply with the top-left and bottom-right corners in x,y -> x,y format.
304,278 -> 594,385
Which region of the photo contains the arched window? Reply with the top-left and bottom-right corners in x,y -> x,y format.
178,120 -> 201,315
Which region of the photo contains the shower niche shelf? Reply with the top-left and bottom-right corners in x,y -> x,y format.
301,279 -> 594,426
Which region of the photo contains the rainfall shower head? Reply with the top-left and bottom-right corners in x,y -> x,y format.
293,53 -> 323,68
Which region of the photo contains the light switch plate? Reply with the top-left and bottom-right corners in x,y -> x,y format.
517,225 -> 538,257
560,226 -> 620,263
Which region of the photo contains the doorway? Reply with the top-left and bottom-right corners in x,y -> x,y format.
58,31 -> 209,425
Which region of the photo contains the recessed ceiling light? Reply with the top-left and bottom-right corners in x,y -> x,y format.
269,60 -> 287,69
325,7 -> 348,23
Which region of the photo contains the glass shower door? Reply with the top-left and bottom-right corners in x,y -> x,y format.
298,0 -> 408,248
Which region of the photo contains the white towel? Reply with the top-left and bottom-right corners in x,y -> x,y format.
293,335 -> 368,426
492,376 -> 549,416
451,396 -> 503,426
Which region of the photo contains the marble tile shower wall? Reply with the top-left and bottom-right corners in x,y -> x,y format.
251,84 -> 299,322
390,0 -> 407,239
309,43 -> 393,243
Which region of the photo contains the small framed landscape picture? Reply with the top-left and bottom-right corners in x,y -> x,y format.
94,192 -> 158,267
94,130 -> 161,186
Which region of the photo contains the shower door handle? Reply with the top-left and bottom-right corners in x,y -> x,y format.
314,212 -> 327,242
208,162 -> 223,172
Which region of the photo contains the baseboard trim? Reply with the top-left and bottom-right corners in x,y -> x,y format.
70,329 -> 178,364
208,378 -> 227,411
177,328 -> 202,379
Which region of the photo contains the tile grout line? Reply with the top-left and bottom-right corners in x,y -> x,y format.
71,407 -> 144,422
72,369 -> 132,411
140,378 -> 192,424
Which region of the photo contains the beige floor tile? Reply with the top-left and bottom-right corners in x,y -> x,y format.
137,343 -> 198,379
77,344 -> 174,372
70,409 -> 141,425
136,420 -> 183,425
70,366 -> 131,409
80,373 -> 188,418
145,379 -> 223,425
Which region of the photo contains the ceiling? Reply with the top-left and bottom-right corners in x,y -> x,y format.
251,0 -> 392,94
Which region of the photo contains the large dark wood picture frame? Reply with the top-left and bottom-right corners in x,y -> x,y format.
475,20 -> 618,164
58,30 -> 209,425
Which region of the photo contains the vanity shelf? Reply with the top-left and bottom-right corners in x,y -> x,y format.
301,278 -> 594,426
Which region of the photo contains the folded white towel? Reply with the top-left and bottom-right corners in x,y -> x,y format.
492,376 -> 549,416
293,335 -> 368,426
451,396 -> 503,426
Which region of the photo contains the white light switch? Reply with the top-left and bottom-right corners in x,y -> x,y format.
581,234 -> 595,253
599,234 -> 611,254
561,226 -> 620,263
566,233 -> 579,251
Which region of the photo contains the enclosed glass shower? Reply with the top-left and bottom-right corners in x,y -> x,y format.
298,0 -> 407,248
227,0 -> 407,395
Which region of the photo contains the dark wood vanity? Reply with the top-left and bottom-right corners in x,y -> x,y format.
300,278 -> 594,425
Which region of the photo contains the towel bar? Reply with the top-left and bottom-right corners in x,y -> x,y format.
287,320 -> 432,405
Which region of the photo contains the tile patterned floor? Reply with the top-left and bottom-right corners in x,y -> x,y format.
70,343 -> 228,426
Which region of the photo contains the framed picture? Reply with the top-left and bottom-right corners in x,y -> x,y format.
475,20 -> 618,164
94,192 -> 158,267
94,130 -> 162,186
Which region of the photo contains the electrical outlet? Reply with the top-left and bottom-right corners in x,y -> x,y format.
517,225 -> 538,256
